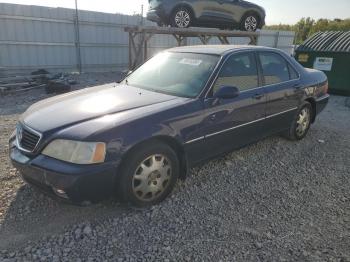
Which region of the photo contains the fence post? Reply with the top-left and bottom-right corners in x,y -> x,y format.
274,31 -> 280,48
74,0 -> 82,73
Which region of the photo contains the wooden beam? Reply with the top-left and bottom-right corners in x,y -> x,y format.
124,26 -> 260,39
173,35 -> 186,46
199,35 -> 212,45
125,26 -> 260,69
218,36 -> 229,44
248,35 -> 258,45
199,36 -> 206,44
143,33 -> 154,61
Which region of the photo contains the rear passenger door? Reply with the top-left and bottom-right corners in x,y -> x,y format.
257,51 -> 301,135
199,0 -> 235,24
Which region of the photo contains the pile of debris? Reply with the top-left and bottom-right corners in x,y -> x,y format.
0,69 -> 78,95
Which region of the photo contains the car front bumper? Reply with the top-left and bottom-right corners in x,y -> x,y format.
9,143 -> 119,204
146,9 -> 162,23
260,19 -> 266,28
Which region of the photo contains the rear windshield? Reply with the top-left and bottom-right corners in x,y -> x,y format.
126,52 -> 220,98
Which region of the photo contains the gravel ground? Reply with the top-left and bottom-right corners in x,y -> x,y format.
0,73 -> 349,261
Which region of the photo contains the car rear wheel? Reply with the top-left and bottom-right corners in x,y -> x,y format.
117,141 -> 179,207
171,7 -> 192,28
284,103 -> 312,141
240,13 -> 259,31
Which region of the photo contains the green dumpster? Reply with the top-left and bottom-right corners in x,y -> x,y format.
295,31 -> 350,96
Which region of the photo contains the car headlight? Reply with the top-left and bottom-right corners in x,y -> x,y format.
42,139 -> 106,164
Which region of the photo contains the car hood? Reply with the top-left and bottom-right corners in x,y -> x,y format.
21,83 -> 181,133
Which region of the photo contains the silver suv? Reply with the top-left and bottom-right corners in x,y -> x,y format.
147,0 -> 266,31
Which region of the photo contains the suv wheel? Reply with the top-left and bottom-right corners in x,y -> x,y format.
171,7 -> 192,28
117,141 -> 179,207
240,13 -> 259,31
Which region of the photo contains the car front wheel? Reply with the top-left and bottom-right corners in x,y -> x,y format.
117,141 -> 179,207
284,102 -> 312,141
171,7 -> 192,28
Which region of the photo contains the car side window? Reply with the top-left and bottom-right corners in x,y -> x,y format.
259,52 -> 290,85
213,52 -> 259,94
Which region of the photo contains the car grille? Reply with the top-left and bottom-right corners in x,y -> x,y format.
17,125 -> 41,152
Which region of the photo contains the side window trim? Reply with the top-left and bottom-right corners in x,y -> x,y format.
258,51 -> 301,87
287,62 -> 300,80
254,51 -> 264,88
205,50 -> 260,98
285,56 -> 301,80
204,50 -> 302,99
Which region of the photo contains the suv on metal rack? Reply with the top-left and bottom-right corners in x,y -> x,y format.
147,0 -> 266,31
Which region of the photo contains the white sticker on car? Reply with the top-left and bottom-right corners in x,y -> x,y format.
179,58 -> 202,66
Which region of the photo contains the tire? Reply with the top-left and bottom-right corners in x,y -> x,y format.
117,141 -> 179,207
284,102 -> 312,141
171,7 -> 193,28
240,13 -> 260,31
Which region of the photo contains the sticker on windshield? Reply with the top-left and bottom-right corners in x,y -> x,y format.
179,58 -> 202,66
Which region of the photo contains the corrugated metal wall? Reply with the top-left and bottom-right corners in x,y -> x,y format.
0,3 -> 295,76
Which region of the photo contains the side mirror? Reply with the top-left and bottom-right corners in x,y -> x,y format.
213,86 -> 240,99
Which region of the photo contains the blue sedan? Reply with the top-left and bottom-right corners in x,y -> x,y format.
9,45 -> 329,206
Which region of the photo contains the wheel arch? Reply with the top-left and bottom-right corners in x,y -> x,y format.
241,10 -> 262,27
305,97 -> 317,123
118,136 -> 188,181
171,3 -> 196,19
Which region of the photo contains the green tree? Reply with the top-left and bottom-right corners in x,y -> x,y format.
294,17 -> 315,44
264,17 -> 350,44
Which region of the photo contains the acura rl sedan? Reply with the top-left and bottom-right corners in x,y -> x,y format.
147,0 -> 266,31
10,45 -> 329,207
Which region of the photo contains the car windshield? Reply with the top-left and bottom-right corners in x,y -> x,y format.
125,52 -> 220,98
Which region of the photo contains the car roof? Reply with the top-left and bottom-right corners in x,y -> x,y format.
168,45 -> 276,55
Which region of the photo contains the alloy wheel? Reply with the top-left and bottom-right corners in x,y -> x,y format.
296,107 -> 311,137
132,154 -> 172,201
244,16 -> 258,31
174,10 -> 191,28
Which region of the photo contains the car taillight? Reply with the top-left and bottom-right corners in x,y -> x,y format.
324,81 -> 329,94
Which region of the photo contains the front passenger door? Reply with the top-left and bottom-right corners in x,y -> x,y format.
201,51 -> 266,158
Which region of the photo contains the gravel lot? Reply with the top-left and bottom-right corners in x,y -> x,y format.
0,73 -> 349,261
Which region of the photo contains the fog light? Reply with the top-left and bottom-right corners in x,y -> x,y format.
53,188 -> 69,199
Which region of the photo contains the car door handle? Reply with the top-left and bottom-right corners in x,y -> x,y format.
252,94 -> 264,100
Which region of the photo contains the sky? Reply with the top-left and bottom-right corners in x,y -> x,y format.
0,0 -> 349,25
